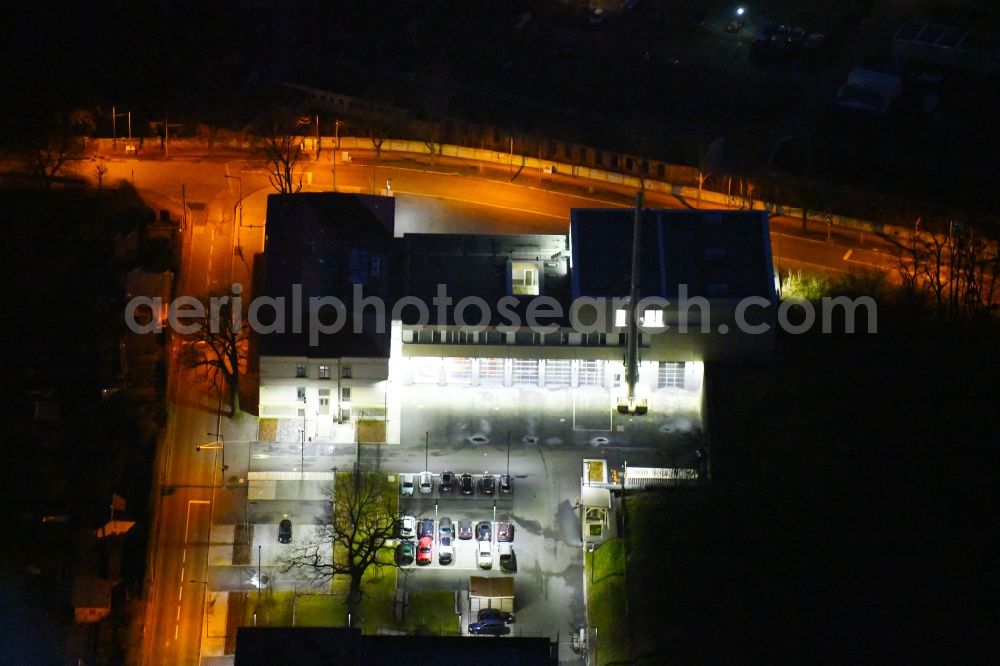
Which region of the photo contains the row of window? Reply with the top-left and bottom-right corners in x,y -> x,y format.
295,363 -> 351,379
405,329 -> 634,347
298,386 -> 352,402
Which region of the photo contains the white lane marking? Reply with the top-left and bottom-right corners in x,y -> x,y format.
174,625 -> 179,640
176,606 -> 181,621
184,500 -> 210,541
843,250 -> 853,261
178,587 -> 183,601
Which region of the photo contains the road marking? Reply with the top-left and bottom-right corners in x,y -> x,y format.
843,250 -> 853,261
178,586 -> 183,601
174,625 -> 179,640
185,500 -> 210,541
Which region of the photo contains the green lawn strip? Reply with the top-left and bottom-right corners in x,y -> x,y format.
294,593 -> 345,627
354,548 -> 398,633
586,540 -> 629,666
405,590 -> 460,636
241,590 -> 294,627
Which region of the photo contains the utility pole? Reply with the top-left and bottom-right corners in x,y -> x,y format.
164,112 -> 169,157
506,431 -> 511,477
315,114 -> 320,160
111,106 -> 127,150
424,431 -> 429,472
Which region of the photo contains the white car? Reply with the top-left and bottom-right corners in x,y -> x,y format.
418,471 -> 433,494
477,540 -> 493,569
398,515 -> 416,539
400,473 -> 415,496
438,536 -> 454,565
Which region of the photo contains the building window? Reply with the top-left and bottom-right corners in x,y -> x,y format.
341,387 -> 351,402
297,387 -> 306,402
341,365 -> 352,378
658,362 -> 685,389
510,261 -> 540,296
295,364 -> 307,378
595,150 -> 603,166
615,309 -> 627,328
643,309 -> 664,327
319,365 -> 331,379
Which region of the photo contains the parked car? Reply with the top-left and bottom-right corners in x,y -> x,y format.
417,536 -> 433,565
418,471 -> 433,494
497,521 -> 514,543
478,607 -> 515,624
439,471 -> 455,493
418,518 -> 434,540
400,473 -> 415,496
460,473 -> 475,495
725,19 -> 744,33
396,540 -> 415,565
438,536 -> 454,564
469,617 -> 509,635
278,519 -> 292,544
588,8 -> 606,25
439,517 -> 453,540
481,475 -> 496,495
458,519 -> 473,540
498,542 -> 516,573
477,540 -> 493,569
476,521 -> 492,542
499,474 -> 513,495
397,515 -> 416,539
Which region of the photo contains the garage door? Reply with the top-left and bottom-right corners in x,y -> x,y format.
412,357 -> 441,384
658,361 -> 685,389
545,360 -> 571,387
512,359 -> 539,385
445,357 -> 472,384
478,358 -> 504,386
578,360 -> 604,387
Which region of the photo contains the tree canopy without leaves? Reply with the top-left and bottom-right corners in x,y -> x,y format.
178,294 -> 248,415
279,471 -> 397,618
251,112 -> 305,194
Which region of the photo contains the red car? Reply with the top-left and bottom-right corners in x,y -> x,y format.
416,536 -> 433,565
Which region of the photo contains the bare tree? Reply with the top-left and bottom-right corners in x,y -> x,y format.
95,161 -> 108,189
280,471 -> 398,621
251,113 -> 304,194
896,223 -> 1000,318
20,130 -> 82,189
179,294 -> 248,415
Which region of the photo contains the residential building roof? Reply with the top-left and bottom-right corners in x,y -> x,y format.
260,193 -> 395,358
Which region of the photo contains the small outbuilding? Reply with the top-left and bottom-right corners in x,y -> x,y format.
469,576 -> 515,613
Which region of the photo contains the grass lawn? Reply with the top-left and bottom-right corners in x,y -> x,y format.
294,594 -> 343,627
586,539 -> 628,666
404,590 -> 460,636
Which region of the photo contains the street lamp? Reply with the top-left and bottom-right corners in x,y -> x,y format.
198,432 -> 228,472
224,174 -> 243,254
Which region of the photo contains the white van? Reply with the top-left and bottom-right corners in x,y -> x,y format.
400,473 -> 415,496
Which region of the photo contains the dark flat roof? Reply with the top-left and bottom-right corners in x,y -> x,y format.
260,193 -> 395,358
570,208 -> 775,300
235,627 -> 557,666
401,233 -> 571,326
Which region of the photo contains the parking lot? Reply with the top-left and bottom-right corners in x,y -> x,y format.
398,474 -> 515,572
